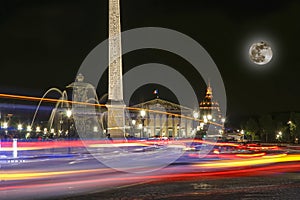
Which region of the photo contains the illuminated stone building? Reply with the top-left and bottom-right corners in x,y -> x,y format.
129,84 -> 224,138
130,98 -> 193,138
199,83 -> 222,123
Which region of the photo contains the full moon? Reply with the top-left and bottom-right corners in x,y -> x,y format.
249,41 -> 273,65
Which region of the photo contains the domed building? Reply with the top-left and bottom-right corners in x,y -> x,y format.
128,84 -> 224,139
199,83 -> 222,123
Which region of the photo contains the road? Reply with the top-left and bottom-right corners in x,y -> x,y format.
1,143 -> 300,200
59,172 -> 300,200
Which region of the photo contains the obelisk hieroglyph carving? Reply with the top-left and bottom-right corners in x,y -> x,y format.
107,0 -> 125,138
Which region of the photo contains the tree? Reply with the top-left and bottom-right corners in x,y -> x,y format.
258,114 -> 274,142
245,118 -> 259,141
274,121 -> 287,142
289,112 -> 300,143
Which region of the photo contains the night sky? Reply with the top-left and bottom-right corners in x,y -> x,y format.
1,0 -> 300,124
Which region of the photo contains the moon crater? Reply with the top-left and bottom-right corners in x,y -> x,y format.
249,41 -> 273,65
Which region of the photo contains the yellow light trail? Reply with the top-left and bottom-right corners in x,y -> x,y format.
195,154 -> 300,168
0,147 -> 45,151
2,154 -> 300,181
0,93 -> 223,127
2,168 -> 113,181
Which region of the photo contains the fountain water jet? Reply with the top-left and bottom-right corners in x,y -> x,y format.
31,73 -> 105,139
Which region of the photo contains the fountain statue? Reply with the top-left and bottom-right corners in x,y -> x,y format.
31,73 -> 106,139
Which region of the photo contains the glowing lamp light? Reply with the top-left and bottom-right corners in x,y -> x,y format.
66,109 -> 72,118
207,115 -> 212,120
17,124 -> 22,131
36,126 -> 41,132
138,124 -> 143,129
27,125 -> 32,132
132,119 -> 136,126
3,122 -> 8,129
140,110 -> 146,118
200,122 -> 205,128
193,111 -> 199,119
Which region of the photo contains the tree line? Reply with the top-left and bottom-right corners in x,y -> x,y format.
241,112 -> 300,143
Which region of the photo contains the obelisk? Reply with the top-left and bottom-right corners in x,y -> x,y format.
106,0 -> 125,138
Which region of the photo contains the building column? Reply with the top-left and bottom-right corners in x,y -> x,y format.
159,114 -> 162,137
166,114 -> 169,137
185,117 -> 188,138
172,115 -> 175,138
153,113 -> 157,136
150,114 -> 154,137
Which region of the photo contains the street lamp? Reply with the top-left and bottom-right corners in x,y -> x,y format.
66,109 -> 72,118
66,109 -> 72,138
221,118 -> 226,123
221,118 -> 226,134
203,115 -> 208,124
241,130 -> 245,142
93,126 -> 98,133
59,119 -> 63,136
3,122 -> 8,129
287,120 -> 295,143
36,126 -> 41,139
140,110 -> 146,138
132,119 -> 136,126
131,119 -> 136,137
3,122 -> 8,136
140,110 -> 146,118
193,111 -> 199,119
193,111 -> 199,132
138,123 -> 143,138
200,122 -> 204,129
43,128 -> 48,138
36,126 -> 41,133
207,115 -> 212,120
26,125 -> 32,132
50,128 -> 55,137
17,124 -> 22,131
276,131 -> 283,141
66,109 -> 72,154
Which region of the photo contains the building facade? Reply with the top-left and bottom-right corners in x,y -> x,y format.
129,84 -> 224,139
130,98 -> 194,138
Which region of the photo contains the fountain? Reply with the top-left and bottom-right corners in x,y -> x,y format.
31,73 -> 106,139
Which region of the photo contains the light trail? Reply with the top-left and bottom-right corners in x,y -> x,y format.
1,168 -> 113,181
194,153 -> 300,168
0,93 -> 223,127
0,139 -> 239,151
2,158 -> 300,186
